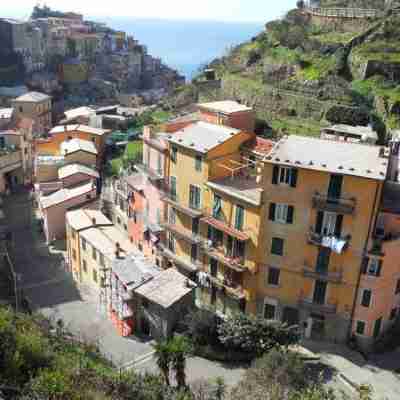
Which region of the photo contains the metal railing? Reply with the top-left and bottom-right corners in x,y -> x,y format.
298,297 -> 337,314
312,192 -> 356,214
303,265 -> 343,283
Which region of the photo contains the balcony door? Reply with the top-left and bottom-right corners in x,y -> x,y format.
210,258 -> 218,277
313,280 -> 327,305
316,247 -> 331,274
327,174 -> 343,202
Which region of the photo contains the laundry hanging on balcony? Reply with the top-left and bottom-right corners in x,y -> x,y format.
321,235 -> 347,254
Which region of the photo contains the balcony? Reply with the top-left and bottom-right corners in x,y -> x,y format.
135,163 -> 164,181
160,245 -> 201,273
308,229 -> 351,253
201,213 -> 250,242
312,192 -> 356,215
161,192 -> 203,218
302,265 -> 343,284
0,148 -> 22,173
209,275 -> 245,300
202,244 -> 246,272
298,298 -> 337,314
162,222 -> 203,244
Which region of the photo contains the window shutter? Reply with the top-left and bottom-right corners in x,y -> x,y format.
377,260 -> 383,277
334,214 -> 343,237
287,206 -> 294,224
272,166 -> 279,184
269,203 -> 276,221
316,211 -> 324,234
290,168 -> 298,188
361,256 -> 369,274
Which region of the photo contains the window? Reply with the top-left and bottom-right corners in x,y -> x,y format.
212,194 -> 222,220
192,218 -> 199,234
191,244 -> 198,263
157,153 -> 162,174
315,211 -> 343,237
86,194 -> 92,200
19,106 -> 23,113
367,258 -> 382,277
92,246 -> 97,260
390,308 -> 397,320
271,237 -> 284,256
195,155 -> 202,171
356,321 -> 366,335
313,280 -> 327,305
170,176 -> 177,201
82,238 -> 87,251
124,224 -> 127,231
327,174 -> 343,200
210,258 -> 218,277
249,155 -> 256,170
93,269 -> 98,283
316,247 -> 331,274
72,249 -> 77,260
71,230 -> 76,239
396,279 -> 400,294
100,253 -> 105,267
167,232 -> 175,252
361,289 -> 372,307
189,185 -> 201,209
82,259 -> 87,273
267,267 -> 280,286
373,317 -> 382,339
269,203 -> 294,224
169,207 -> 177,224
171,146 -> 177,163
264,303 -> 277,320
133,211 -> 137,224
272,166 -> 298,187
117,217 -> 121,225
235,205 -> 245,231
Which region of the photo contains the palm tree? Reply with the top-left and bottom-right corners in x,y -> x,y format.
169,336 -> 192,390
152,340 -> 172,386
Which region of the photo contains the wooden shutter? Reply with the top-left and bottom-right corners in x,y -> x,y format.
361,256 -> 369,274
316,211 -> 324,234
272,165 -> 279,184
334,214 -> 343,237
287,206 -> 294,224
290,168 -> 298,188
269,203 -> 276,221
377,259 -> 383,277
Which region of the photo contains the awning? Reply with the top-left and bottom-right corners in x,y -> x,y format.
201,216 -> 250,241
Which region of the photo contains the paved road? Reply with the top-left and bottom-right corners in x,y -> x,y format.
5,189 -> 154,367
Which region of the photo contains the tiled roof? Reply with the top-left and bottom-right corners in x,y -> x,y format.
40,182 -> 95,209
135,268 -> 196,308
60,138 -> 98,155
244,136 -> 274,155
50,124 -> 109,136
167,121 -> 242,154
198,100 -> 252,114
58,163 -> 99,180
265,135 -> 388,181
14,91 -> 51,102
66,209 -> 112,231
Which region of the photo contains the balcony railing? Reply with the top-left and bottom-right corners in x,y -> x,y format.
298,297 -> 337,314
312,192 -> 356,215
0,148 -> 22,173
135,163 -> 164,181
160,245 -> 201,273
202,244 -> 246,272
209,275 -> 245,300
161,191 -> 203,218
162,222 -> 203,244
308,229 -> 351,253
302,265 -> 343,284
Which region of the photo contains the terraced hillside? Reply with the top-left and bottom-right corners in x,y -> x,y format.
191,2 -> 400,141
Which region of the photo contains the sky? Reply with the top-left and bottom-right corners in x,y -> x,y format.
3,0 -> 296,22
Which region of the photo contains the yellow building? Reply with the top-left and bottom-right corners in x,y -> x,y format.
160,120 -> 273,315
60,59 -> 89,84
258,135 -> 386,343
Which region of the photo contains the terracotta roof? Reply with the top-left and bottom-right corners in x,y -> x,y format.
201,216 -> 250,241
245,136 -> 274,155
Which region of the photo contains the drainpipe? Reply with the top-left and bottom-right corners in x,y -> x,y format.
348,181 -> 381,340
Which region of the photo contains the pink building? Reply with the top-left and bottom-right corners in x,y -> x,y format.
39,181 -> 97,242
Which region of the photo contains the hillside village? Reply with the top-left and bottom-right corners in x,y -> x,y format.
1,1 -> 400,399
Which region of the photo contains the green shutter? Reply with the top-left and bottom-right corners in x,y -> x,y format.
287,206 -> 294,224
272,166 -> 279,184
269,203 -> 276,221
290,168 -> 298,188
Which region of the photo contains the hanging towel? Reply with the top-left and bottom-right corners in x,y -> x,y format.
332,238 -> 346,254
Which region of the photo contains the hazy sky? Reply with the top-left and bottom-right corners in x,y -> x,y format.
3,0 -> 296,22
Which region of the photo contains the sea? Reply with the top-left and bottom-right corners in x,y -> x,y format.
96,17 -> 264,81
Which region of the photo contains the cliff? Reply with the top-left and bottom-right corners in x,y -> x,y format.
190,1 -> 400,141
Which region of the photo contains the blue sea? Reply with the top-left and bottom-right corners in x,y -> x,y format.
96,17 -> 264,80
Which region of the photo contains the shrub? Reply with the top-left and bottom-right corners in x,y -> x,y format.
217,313 -> 299,356
183,309 -> 220,346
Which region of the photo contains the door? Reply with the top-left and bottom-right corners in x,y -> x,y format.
322,212 -> 337,235
170,176 -> 177,201
313,280 -> 327,305
190,244 -> 198,263
192,218 -> 199,235
327,174 -> 343,201
316,247 -> 331,274
210,258 -> 218,277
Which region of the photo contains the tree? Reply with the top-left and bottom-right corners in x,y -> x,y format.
153,340 -> 172,386
217,312 -> 299,356
169,336 -> 192,390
